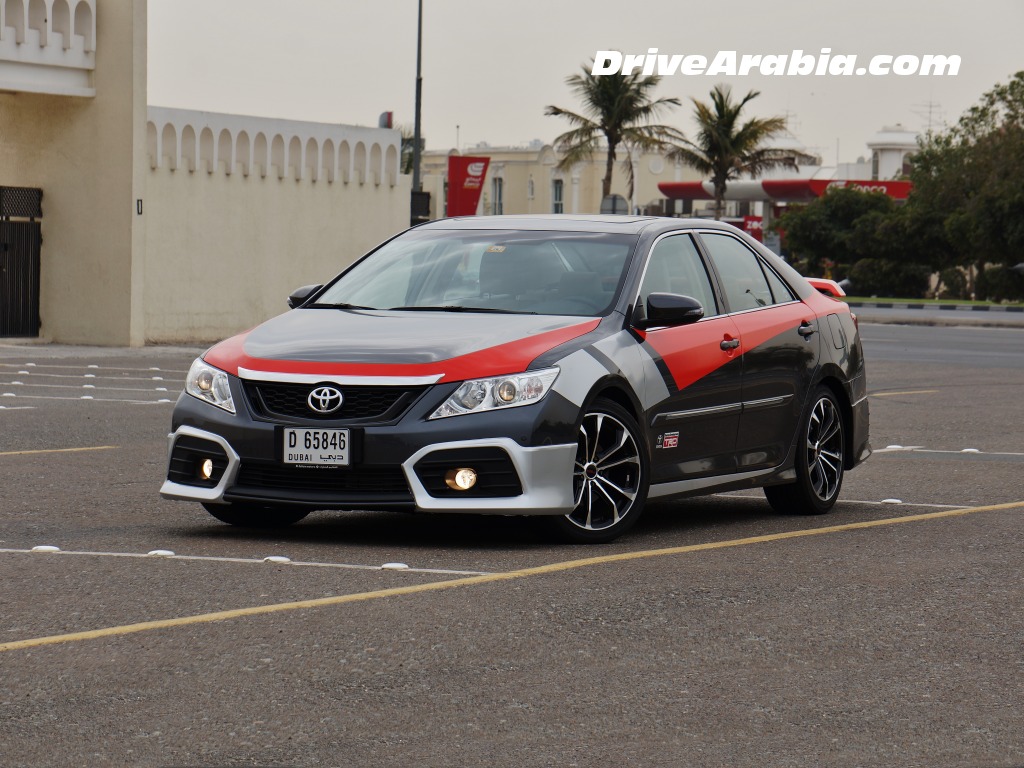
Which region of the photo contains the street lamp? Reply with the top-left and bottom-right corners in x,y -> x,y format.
412,0 -> 423,194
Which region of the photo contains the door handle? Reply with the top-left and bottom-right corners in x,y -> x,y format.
720,337 -> 740,351
798,322 -> 817,337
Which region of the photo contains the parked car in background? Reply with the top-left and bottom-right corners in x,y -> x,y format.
161,215 -> 870,542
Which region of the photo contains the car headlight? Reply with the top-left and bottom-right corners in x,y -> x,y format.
429,368 -> 559,420
185,358 -> 235,414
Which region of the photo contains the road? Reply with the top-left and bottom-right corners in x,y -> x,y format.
1,323 -> 1022,767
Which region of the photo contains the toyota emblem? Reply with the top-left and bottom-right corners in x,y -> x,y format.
307,385 -> 344,414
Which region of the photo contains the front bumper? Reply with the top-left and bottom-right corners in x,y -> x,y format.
160,381 -> 580,516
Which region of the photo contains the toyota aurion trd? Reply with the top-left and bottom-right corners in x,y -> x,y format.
161,215 -> 870,542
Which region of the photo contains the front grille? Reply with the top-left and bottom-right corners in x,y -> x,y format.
414,447 -> 523,498
235,461 -> 412,497
243,381 -> 426,423
168,435 -> 229,488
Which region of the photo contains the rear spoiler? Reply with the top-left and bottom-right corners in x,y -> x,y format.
806,278 -> 846,298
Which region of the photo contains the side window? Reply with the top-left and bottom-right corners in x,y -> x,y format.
761,261 -> 796,304
552,179 -> 564,213
639,234 -> 718,317
699,233 -> 774,312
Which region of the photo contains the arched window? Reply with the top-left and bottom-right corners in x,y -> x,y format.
370,143 -> 383,186
353,142 -> 367,185
52,0 -> 71,49
235,131 -> 250,176
322,139 -> 336,183
271,135 -> 285,179
288,136 -> 302,180
305,138 -> 319,181
253,133 -> 268,178
146,121 -> 158,169
73,0 -> 93,51
901,151 -> 915,178
181,125 -> 197,172
5,0 -> 26,44
385,145 -> 399,187
28,0 -> 46,45
217,129 -> 233,175
200,127 -> 215,173
161,123 -> 177,170
338,141 -> 351,183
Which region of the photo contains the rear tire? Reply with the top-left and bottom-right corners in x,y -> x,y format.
547,398 -> 649,544
201,502 -> 310,528
765,386 -> 845,516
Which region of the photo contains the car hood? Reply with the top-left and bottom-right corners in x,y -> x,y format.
203,309 -> 602,383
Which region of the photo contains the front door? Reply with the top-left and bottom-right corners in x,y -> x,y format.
635,233 -> 745,484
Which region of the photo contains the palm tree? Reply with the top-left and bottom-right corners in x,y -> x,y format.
546,65 -> 684,204
398,123 -> 418,175
669,85 -> 796,220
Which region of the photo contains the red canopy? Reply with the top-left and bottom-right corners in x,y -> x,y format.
658,179 -> 912,202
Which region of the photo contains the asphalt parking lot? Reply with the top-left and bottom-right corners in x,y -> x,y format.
1,324 -> 1022,768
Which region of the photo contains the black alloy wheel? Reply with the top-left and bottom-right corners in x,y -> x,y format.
764,386 -> 846,515
548,397 -> 649,543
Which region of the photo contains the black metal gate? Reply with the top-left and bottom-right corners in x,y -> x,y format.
0,187 -> 43,338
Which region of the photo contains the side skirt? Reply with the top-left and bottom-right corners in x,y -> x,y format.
648,461 -> 797,502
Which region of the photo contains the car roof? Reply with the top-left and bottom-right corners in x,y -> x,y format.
417,214 -> 743,236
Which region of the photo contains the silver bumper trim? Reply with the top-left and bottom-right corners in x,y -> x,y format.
402,439 -> 577,515
159,425 -> 241,504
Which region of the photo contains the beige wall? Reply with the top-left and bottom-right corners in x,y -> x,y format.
144,154 -> 410,343
0,0 -> 146,345
1,0 -> 412,346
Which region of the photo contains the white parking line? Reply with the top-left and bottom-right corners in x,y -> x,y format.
0,547 -> 491,576
0,381 -> 173,393
874,445 -> 1024,457
716,492 -> 963,509
1,372 -> 181,383
0,393 -> 172,404
0,363 -> 189,374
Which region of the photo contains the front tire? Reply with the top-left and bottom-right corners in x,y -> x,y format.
547,398 -> 649,544
765,386 -> 845,516
201,502 -> 311,528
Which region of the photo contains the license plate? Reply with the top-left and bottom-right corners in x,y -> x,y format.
282,428 -> 350,466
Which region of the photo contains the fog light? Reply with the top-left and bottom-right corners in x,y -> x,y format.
444,467 -> 478,491
199,458 -> 214,480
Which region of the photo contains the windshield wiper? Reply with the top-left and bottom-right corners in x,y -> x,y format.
307,302 -> 377,310
388,305 -> 537,314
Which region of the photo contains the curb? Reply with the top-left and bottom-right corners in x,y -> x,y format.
846,301 -> 1024,313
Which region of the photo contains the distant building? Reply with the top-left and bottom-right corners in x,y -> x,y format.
658,126 -> 919,247
420,143 -> 707,219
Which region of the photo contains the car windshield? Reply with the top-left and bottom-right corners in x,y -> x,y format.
314,229 -> 638,316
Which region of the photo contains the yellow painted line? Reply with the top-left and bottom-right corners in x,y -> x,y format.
869,389 -> 939,398
0,445 -> 118,457
1,500 -> 1021,654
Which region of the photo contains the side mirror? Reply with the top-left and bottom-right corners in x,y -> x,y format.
634,293 -> 704,329
287,284 -> 323,309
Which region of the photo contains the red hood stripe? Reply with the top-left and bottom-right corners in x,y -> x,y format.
204,319 -> 601,383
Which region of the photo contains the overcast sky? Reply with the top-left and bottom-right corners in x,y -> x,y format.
148,0 -> 1023,166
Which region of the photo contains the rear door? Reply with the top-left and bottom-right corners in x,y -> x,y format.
635,233 -> 744,483
697,231 -> 820,471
